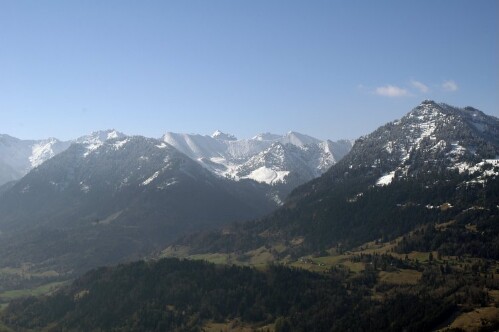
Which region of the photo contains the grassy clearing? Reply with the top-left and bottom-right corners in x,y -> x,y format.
0,267 -> 59,278
288,261 -> 328,273
272,243 -> 288,253
159,245 -> 191,258
339,260 -> 365,273
203,320 -> 274,332
0,268 -> 21,276
442,307 -> 499,331
286,253 -> 366,273
490,290 -> 499,302
354,239 -> 400,255
167,240 -> 427,279
378,269 -> 422,285
0,281 -> 68,302
246,247 -> 275,267
0,320 -> 14,332
0,280 -> 69,330
188,253 -> 230,265
435,220 -> 456,231
312,254 -> 349,266
161,236 -> 489,292
203,322 -> 251,332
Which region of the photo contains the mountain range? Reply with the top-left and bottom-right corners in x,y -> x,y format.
163,130 -> 351,201
162,130 -> 351,183
0,129 -> 350,276
0,132 -> 275,274
0,130 -> 352,200
2,100 -> 498,332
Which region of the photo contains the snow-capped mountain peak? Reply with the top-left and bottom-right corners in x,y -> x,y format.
1,128 -> 352,201
281,131 -> 321,147
163,131 -> 351,177
76,129 -> 126,144
252,132 -> 282,141
0,135 -> 70,185
211,130 -> 237,141
161,130 -> 352,199
29,138 -> 68,168
76,130 -> 127,157
341,101 -> 499,188
231,142 -> 306,185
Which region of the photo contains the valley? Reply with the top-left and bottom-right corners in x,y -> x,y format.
163,234 -> 499,331
2,1 -> 497,330
2,233 -> 498,331
0,101 -> 498,331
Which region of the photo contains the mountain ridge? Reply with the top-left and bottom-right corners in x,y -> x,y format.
171,101 -> 499,258
1,101 -> 499,332
0,134 -> 70,186
162,130 -> 352,198
0,134 -> 277,274
0,129 -> 352,198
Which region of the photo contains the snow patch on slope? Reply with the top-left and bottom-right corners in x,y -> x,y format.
162,130 -> 352,185
142,171 -> 160,186
29,139 -> 60,168
457,159 -> 499,185
156,142 -> 168,149
252,133 -> 282,141
80,181 -> 90,193
77,130 -> 126,157
113,138 -> 130,150
246,166 -> 289,185
376,171 -> 396,186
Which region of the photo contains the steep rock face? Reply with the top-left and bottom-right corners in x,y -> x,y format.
233,139 -> 352,185
162,130 -> 353,199
0,134 -> 70,186
211,130 -> 237,141
0,135 -> 276,272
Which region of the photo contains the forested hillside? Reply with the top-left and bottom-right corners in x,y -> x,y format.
2,257 -> 498,331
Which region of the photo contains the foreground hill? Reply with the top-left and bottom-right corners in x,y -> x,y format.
172,101 -> 499,260
3,256 -> 498,332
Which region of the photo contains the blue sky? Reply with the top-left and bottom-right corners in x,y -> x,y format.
1,0 -> 497,141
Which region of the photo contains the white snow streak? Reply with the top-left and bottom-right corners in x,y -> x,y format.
142,171 -> 160,186
376,171 -> 396,186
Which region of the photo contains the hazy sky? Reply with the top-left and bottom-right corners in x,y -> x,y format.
1,1 -> 498,141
